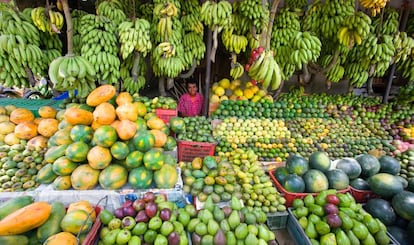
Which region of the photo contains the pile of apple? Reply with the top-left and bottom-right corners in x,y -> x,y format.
98,192 -> 192,245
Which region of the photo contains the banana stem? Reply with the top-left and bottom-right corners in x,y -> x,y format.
159,77 -> 167,96
265,0 -> 280,50
231,53 -> 237,64
210,26 -> 219,62
300,64 -> 312,85
179,58 -> 197,79
367,76 -> 374,95
322,48 -> 340,73
60,0 -> 74,55
131,52 -> 141,82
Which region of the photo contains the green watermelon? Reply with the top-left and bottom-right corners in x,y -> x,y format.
335,157 -> 362,180
368,173 -> 404,199
286,154 -> 309,176
378,155 -> 401,175
303,169 -> 329,193
356,154 -> 380,178
309,151 -> 331,172
326,169 -> 349,190
392,191 -> 414,221
283,174 -> 305,193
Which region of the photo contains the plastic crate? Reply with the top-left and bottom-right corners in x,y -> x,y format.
287,208 -> 399,245
155,108 -> 177,124
269,169 -> 350,207
349,186 -> 379,203
177,140 -> 216,162
0,98 -> 62,117
266,211 -> 289,230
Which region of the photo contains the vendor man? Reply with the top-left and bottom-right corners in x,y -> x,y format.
178,79 -> 204,117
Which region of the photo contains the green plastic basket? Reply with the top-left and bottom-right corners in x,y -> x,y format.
0,98 -> 62,117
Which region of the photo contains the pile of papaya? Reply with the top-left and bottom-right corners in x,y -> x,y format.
0,196 -> 97,245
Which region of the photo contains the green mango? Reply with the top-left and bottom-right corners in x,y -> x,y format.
179,231 -> 188,245
160,221 -> 174,237
315,221 -> 331,236
204,196 -> 215,212
198,209 -> 213,224
310,238 -> 320,245
338,211 -> 353,230
361,233 -> 376,245
352,220 -> 369,240
374,230 -> 390,245
346,230 -> 360,245
308,214 -> 321,224
309,204 -> 324,217
207,219 -> 220,236
148,216 -> 162,231
305,221 -> 318,239
337,193 -> 351,208
304,194 -> 315,207
195,222 -> 208,236
257,224 -> 270,241
315,192 -> 328,206
128,235 -> 141,245
172,221 -> 184,234
213,206 -> 225,222
320,233 -> 337,245
153,234 -> 168,245
339,208 -> 356,219
235,223 -> 248,240
201,234 -> 214,245
228,210 -> 241,230
230,196 -> 242,211
244,233 -> 258,244
102,228 -> 120,245
335,229 -> 350,245
187,218 -> 200,233
247,224 -> 258,236
226,231 -> 237,245
258,238 -> 267,245
220,219 -> 231,232
299,216 -> 308,229
363,215 -> 380,234
295,206 -> 309,218
244,212 -> 257,225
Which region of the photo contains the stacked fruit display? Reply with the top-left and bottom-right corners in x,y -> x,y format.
0,105 -> 63,192
36,85 -> 179,191
273,152 -> 349,195
336,154 -> 404,199
98,192 -> 190,245
227,149 -> 287,213
0,197 -> 97,244
133,96 -> 177,112
180,156 -> 241,203
174,116 -> 216,143
187,196 -> 277,244
290,190 -> 392,245
396,149 -> 414,180
210,78 -> 272,104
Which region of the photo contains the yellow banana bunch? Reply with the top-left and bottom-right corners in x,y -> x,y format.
359,0 -> 389,16
31,7 -> 49,33
230,62 -> 244,80
221,28 -> 248,55
248,49 -> 282,90
157,2 -> 178,17
157,16 -> 173,41
96,0 -> 126,25
200,0 -> 232,31
48,55 -> 96,98
48,10 -> 64,33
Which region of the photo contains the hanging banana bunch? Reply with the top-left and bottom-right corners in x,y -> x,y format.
31,7 -> 64,34
118,18 -> 152,60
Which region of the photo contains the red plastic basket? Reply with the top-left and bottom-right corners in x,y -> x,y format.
177,140 -> 216,162
349,186 -> 379,203
269,169 -> 350,207
155,109 -> 177,124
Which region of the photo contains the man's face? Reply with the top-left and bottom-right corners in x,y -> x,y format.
187,83 -> 197,96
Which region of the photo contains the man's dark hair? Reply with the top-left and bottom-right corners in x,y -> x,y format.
186,79 -> 197,87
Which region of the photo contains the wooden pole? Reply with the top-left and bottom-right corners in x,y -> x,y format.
203,29 -> 213,117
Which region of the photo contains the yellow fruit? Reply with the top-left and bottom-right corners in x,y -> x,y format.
264,95 -> 274,102
257,89 -> 267,97
218,78 -> 230,89
251,85 -> 259,94
244,88 -> 254,99
210,94 -> 220,103
229,95 -> 238,100
234,88 -> 243,97
214,86 -> 225,96
231,79 -> 241,88
211,82 -> 219,92
251,95 -> 262,102
220,95 -> 229,101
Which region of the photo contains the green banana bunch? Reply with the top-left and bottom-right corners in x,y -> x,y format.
393,32 -> 414,64
337,11 -> 371,48
200,0 -> 232,31
120,54 -> 147,94
80,14 -> 120,84
96,0 -> 126,26
118,18 -> 152,59
221,28 -> 248,55
248,49 -> 282,91
48,55 -> 96,98
289,32 -> 322,70
0,9 -> 40,46
237,0 -> 269,32
397,58 -> 414,81
373,8 -> 399,35
285,0 -> 308,10
344,62 -> 370,88
151,42 -> 185,78
230,62 -> 245,80
303,1 -> 323,36
326,64 -> 345,83
319,0 -> 355,40
182,32 -> 206,69
181,13 -> 204,34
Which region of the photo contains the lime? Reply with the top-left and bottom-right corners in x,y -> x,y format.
99,209 -> 115,225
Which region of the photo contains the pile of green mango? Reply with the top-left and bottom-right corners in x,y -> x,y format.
291,190 -> 391,245
188,196 -> 277,245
